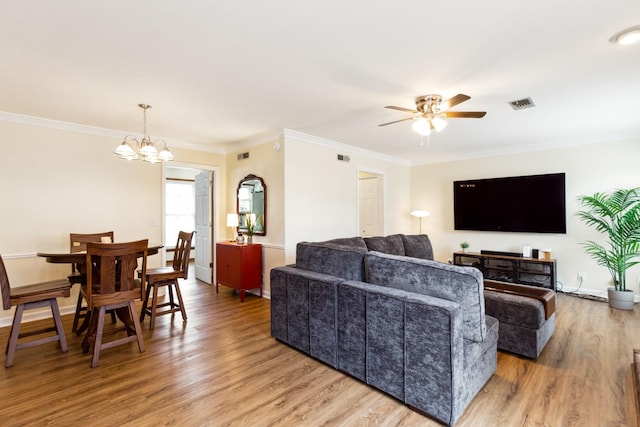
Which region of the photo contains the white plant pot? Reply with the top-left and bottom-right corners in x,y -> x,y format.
607,287 -> 635,310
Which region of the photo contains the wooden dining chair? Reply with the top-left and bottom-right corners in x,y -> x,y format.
83,239 -> 147,368
0,255 -> 72,367
69,231 -> 115,333
140,231 -> 194,329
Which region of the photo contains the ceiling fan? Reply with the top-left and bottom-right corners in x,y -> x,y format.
379,94 -> 486,135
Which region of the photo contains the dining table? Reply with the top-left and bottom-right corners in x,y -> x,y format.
37,243 -> 163,265
37,242 -> 163,352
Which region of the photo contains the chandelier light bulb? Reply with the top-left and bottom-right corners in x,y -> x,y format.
114,141 -> 135,156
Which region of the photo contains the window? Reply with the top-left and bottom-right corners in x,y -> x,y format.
165,179 -> 195,247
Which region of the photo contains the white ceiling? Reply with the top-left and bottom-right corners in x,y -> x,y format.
1,1 -> 639,165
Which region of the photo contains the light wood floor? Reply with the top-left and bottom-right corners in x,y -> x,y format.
1,275 -> 640,427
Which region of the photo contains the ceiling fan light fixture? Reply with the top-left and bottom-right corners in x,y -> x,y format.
412,118 -> 431,136
380,93 -> 485,140
611,26 -> 640,45
431,117 -> 447,132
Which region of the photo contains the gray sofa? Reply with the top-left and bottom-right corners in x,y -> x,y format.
270,235 -> 499,426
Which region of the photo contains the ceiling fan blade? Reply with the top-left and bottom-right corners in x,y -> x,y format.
378,117 -> 414,127
384,105 -> 418,113
441,94 -> 470,110
442,111 -> 486,118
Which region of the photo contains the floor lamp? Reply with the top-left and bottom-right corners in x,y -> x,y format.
410,210 -> 430,234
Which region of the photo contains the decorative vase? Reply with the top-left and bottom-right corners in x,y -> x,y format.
607,287 -> 635,310
247,236 -> 253,244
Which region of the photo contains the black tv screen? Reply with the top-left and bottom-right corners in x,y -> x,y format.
454,173 -> 566,233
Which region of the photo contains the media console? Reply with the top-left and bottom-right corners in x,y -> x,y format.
453,251 -> 557,291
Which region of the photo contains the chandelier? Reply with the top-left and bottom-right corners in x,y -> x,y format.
114,104 -> 174,162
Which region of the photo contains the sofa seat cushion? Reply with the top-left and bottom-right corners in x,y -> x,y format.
484,289 -> 546,329
364,251 -> 486,343
296,242 -> 367,281
364,234 -> 405,255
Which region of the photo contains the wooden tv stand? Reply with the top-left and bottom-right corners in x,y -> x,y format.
453,251 -> 557,291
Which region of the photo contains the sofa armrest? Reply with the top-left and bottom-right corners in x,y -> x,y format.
270,265 -> 343,367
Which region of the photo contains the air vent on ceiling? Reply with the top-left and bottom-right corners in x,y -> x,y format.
237,152 -> 249,161
337,154 -> 350,162
509,97 -> 535,110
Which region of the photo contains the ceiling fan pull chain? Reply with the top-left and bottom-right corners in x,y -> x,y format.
419,134 -> 431,148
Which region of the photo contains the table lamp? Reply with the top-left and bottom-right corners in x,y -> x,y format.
226,213 -> 239,242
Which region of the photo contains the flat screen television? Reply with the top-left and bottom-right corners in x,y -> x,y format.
453,172 -> 566,233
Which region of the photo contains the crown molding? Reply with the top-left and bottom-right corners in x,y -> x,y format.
283,129 -> 411,166
0,110 -> 222,154
0,110 -> 412,164
217,129 -> 285,154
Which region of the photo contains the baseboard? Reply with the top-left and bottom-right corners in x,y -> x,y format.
558,285 -> 640,303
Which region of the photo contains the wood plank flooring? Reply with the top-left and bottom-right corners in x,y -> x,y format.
1,274 -> 640,426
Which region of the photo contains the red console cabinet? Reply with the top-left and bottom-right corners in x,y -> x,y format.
216,242 -> 263,302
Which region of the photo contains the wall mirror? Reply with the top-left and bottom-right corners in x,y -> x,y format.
237,174 -> 266,236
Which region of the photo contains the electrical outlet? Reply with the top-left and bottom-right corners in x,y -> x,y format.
577,272 -> 586,282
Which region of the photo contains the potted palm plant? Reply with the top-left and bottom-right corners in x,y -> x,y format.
577,188 -> 640,310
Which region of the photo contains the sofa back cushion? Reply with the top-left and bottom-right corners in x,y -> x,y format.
400,234 -> 434,260
324,237 -> 368,250
364,234 -> 405,255
364,251 -> 486,342
296,242 -> 367,281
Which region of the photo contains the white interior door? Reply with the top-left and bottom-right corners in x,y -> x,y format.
195,171 -> 212,283
358,174 -> 383,237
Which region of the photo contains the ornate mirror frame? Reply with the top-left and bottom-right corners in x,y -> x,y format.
236,174 -> 266,236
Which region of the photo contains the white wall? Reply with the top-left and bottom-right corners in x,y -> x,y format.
283,132 -> 411,264
410,138 -> 640,298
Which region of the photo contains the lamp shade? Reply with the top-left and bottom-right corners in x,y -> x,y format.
226,213 -> 239,227
412,118 -> 431,136
410,210 -> 431,218
431,117 -> 447,132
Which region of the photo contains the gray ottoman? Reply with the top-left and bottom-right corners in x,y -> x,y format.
483,280 -> 556,359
